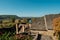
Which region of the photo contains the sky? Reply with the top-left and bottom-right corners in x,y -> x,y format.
0,0 -> 60,17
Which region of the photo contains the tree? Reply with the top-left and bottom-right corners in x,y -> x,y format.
52,17 -> 60,40
53,17 -> 60,31
21,18 -> 28,23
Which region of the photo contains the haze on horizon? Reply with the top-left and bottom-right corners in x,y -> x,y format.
0,0 -> 60,17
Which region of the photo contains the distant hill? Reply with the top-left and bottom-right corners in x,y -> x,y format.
0,15 -> 21,19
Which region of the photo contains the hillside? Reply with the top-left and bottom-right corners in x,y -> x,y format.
30,14 -> 60,30
0,15 -> 20,19
0,14 -> 60,29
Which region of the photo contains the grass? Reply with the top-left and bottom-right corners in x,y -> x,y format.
0,32 -> 16,40
0,31 -> 33,40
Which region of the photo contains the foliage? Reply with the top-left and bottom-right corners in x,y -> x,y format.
52,17 -> 60,40
52,17 -> 60,31
0,15 -> 19,19
15,19 -> 20,23
16,35 -> 33,40
21,18 -> 28,23
0,23 -> 15,28
0,31 -> 33,40
0,32 -> 16,40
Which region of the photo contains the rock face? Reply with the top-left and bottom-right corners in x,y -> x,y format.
31,17 -> 47,31
45,14 -> 60,30
31,14 -> 60,30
